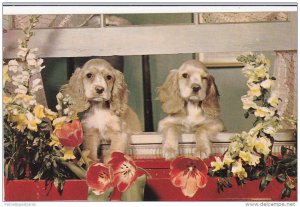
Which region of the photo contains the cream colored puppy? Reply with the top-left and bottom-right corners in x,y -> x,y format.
62,59 -> 141,163
158,60 -> 224,160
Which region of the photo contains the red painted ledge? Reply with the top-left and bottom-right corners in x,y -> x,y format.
4,158 -> 297,201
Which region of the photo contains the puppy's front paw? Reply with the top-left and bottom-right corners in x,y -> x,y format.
162,146 -> 178,160
195,145 -> 211,160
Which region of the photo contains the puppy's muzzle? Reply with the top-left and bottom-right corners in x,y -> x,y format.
192,83 -> 201,93
95,86 -> 105,94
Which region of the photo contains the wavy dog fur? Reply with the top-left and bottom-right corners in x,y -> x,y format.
62,59 -> 141,163
158,60 -> 224,160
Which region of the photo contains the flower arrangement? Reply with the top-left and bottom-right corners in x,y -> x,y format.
3,15 -> 87,194
209,53 -> 297,199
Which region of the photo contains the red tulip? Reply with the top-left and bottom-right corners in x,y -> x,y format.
55,119 -> 83,147
108,152 -> 144,192
86,162 -> 113,195
170,156 -> 208,197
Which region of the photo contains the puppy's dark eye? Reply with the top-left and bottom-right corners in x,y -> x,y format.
182,73 -> 188,78
86,73 -> 93,79
106,75 -> 112,80
202,76 -> 208,80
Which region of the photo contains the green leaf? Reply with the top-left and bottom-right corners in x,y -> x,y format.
276,174 -> 286,183
281,146 -> 288,157
266,174 -> 273,182
54,177 -> 59,190
259,176 -> 268,192
87,187 -> 114,201
281,188 -> 287,199
33,171 -> 43,180
121,174 -> 147,201
4,163 -> 10,178
285,188 -> 291,198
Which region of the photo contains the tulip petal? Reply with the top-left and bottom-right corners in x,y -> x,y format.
71,119 -> 81,129
196,171 -> 208,188
55,120 -> 83,147
170,157 -> 191,171
169,156 -> 208,198
171,171 -> 188,187
55,128 -> 68,139
86,163 -> 112,193
109,152 -> 144,192
181,174 -> 199,198
117,181 -> 130,192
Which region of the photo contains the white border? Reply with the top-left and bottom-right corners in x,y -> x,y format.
3,5 -> 297,15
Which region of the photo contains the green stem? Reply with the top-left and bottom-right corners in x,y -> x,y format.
76,146 -> 89,169
59,160 -> 86,179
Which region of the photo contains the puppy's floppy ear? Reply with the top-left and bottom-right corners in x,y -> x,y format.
202,75 -> 220,118
61,68 -> 90,113
157,69 -> 185,114
111,69 -> 128,116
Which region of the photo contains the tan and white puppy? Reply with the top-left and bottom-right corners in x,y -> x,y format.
158,60 -> 224,160
62,59 -> 141,163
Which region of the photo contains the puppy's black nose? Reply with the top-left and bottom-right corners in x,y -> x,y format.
192,85 -> 201,93
95,87 -> 104,94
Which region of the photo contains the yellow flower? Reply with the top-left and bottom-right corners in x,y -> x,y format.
241,95 -> 257,110
242,66 -> 256,79
245,134 -> 257,150
228,141 -> 243,155
62,147 -> 76,160
70,111 -> 79,120
27,119 -> 38,131
254,107 -> 274,118
13,94 -> 34,102
260,79 -> 273,89
26,112 -> 42,132
247,82 -> 261,97
249,123 -> 263,137
223,152 -> 234,167
44,107 -> 57,120
3,65 -> 11,86
11,113 -> 28,132
239,151 -> 260,166
52,116 -> 68,128
255,137 -> 272,156
231,160 -> 247,180
49,133 -> 62,147
254,65 -> 267,79
78,149 -> 93,166
263,126 -> 276,136
265,58 -> 271,68
211,157 -> 224,172
33,104 -> 45,119
3,95 -> 12,104
268,94 -> 279,107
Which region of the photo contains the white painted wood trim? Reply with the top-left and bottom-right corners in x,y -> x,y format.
129,130 -> 296,144
99,131 -> 296,158
101,141 -> 296,159
3,13 -> 297,58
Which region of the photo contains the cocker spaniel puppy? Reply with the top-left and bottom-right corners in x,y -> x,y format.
62,59 -> 141,163
158,60 -> 224,160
